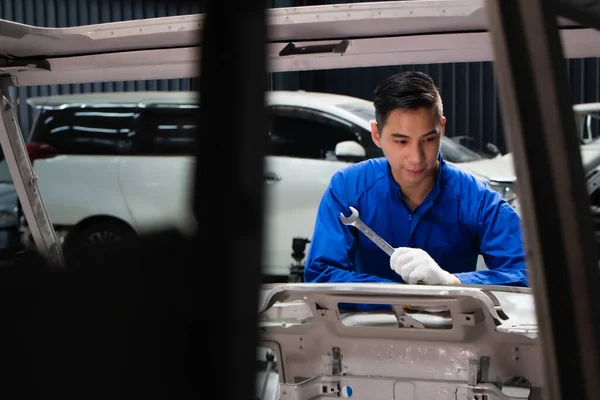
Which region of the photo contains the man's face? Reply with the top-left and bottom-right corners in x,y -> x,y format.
371,107 -> 445,187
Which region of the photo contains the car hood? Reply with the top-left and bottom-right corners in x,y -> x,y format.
452,153 -> 517,183
456,143 -> 600,183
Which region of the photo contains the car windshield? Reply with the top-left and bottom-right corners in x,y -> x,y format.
440,136 -> 486,163
336,101 -> 485,163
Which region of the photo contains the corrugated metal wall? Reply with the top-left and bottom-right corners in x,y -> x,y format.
2,0 -> 599,153
275,59 -> 600,154
0,0 -> 204,135
275,63 -> 505,153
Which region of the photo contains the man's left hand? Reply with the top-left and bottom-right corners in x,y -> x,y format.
390,247 -> 461,285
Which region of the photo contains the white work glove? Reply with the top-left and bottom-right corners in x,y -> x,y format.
390,247 -> 459,285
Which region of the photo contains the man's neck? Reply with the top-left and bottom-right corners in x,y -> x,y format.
396,162 -> 439,211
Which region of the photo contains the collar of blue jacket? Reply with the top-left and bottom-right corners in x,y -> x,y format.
385,153 -> 445,209
304,153 -> 528,288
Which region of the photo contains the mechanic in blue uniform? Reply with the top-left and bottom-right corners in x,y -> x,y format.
304,71 -> 528,287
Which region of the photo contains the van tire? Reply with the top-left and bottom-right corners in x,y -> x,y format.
63,220 -> 138,267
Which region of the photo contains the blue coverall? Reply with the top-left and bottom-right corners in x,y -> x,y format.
304,156 -> 528,287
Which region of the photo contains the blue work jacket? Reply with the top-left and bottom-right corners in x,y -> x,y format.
304,156 -> 528,287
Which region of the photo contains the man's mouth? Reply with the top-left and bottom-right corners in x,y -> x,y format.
406,168 -> 425,175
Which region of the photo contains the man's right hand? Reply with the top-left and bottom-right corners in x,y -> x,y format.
390,247 -> 460,285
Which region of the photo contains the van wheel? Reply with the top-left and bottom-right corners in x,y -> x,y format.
63,220 -> 138,266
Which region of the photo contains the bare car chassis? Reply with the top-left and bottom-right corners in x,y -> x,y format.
257,283 -> 539,400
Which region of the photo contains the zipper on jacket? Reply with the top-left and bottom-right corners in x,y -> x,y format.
407,212 -> 414,244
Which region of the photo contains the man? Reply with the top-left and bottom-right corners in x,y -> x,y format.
304,71 -> 528,287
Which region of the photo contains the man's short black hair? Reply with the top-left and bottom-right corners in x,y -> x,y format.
373,71 -> 443,129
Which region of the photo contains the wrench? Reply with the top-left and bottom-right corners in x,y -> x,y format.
340,206 -> 395,257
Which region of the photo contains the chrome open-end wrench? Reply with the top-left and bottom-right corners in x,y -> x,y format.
340,206 -> 395,257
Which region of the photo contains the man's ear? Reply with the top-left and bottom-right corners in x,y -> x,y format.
440,116 -> 447,137
371,121 -> 382,148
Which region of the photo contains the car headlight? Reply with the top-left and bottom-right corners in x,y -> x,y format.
489,181 -> 518,204
0,207 -> 18,228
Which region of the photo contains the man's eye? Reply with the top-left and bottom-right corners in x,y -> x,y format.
423,136 -> 437,142
396,140 -> 407,145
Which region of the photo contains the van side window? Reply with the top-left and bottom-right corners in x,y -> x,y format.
268,106 -> 362,160
138,106 -> 198,155
31,107 -> 137,155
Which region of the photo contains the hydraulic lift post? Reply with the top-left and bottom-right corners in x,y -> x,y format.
0,77 -> 65,269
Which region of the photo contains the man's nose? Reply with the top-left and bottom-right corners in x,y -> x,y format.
407,142 -> 425,164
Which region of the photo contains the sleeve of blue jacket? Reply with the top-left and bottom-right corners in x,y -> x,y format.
454,186 -> 529,287
304,172 -> 396,284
